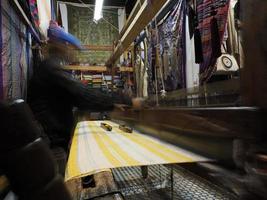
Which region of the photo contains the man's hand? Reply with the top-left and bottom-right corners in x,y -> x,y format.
131,98 -> 145,110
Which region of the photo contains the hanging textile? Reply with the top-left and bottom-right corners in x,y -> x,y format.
196,0 -> 230,84
67,4 -> 119,65
1,1 -> 28,100
185,6 -> 200,89
59,3 -> 69,33
134,41 -> 148,98
147,0 -> 187,92
29,0 -> 40,29
36,0 -> 51,36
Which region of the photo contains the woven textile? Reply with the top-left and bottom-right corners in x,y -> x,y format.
1,1 -> 28,100
67,5 -> 119,64
197,0 -> 230,83
65,120 -> 209,181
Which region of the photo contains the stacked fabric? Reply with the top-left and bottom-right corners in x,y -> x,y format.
102,75 -> 112,88
92,74 -> 103,89
83,75 -> 93,88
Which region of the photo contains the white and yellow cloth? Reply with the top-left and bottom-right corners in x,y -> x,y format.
65,121 -> 209,181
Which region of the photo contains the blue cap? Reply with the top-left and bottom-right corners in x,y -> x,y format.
47,20 -> 83,50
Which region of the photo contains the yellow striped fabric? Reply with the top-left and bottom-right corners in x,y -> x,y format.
65,121 -> 209,181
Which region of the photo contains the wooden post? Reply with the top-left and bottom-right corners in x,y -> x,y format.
242,0 -> 267,108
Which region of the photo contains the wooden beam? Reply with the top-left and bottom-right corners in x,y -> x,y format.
106,0 -> 168,66
118,0 -> 143,38
111,107 -> 263,160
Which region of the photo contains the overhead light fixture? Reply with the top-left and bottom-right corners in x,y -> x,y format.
94,0 -> 104,22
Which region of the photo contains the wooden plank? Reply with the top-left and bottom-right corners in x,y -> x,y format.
81,172 -> 122,200
147,79 -> 240,102
118,0 -> 143,37
63,65 -> 107,72
66,171 -> 122,200
106,0 -> 168,66
111,107 -> 263,161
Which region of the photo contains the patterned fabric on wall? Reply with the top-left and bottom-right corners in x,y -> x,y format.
67,5 -> 119,65
0,1 -> 29,100
197,0 -> 230,84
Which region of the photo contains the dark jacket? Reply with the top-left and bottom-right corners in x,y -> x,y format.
27,58 -> 116,147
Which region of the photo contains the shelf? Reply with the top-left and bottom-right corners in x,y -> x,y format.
119,67 -> 134,72
63,65 -> 134,73
63,65 -> 107,72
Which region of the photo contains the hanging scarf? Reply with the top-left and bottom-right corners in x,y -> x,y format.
210,7 -> 222,59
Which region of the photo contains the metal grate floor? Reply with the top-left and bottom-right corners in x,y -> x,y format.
112,165 -> 237,200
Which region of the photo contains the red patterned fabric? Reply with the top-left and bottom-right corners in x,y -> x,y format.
197,0 -> 230,84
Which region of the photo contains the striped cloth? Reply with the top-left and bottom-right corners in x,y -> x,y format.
65,120 -> 209,181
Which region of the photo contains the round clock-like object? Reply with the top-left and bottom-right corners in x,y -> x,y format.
222,55 -> 233,69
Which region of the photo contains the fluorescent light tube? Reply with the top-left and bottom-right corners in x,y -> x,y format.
94,0 -> 104,21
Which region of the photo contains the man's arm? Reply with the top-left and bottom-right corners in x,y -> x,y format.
41,60 -> 115,111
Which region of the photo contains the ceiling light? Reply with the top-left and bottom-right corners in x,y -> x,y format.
94,0 -> 104,21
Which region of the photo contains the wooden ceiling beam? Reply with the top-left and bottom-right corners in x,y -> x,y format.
106,0 -> 168,66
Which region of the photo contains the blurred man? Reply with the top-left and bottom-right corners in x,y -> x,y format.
27,21 -> 132,150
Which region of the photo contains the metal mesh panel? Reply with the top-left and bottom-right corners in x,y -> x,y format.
112,165 -> 237,200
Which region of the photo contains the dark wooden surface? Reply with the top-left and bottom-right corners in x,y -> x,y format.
66,171 -> 123,200
111,107 -> 264,161
242,0 -> 267,108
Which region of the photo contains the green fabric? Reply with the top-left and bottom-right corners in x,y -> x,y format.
67,5 -> 119,64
